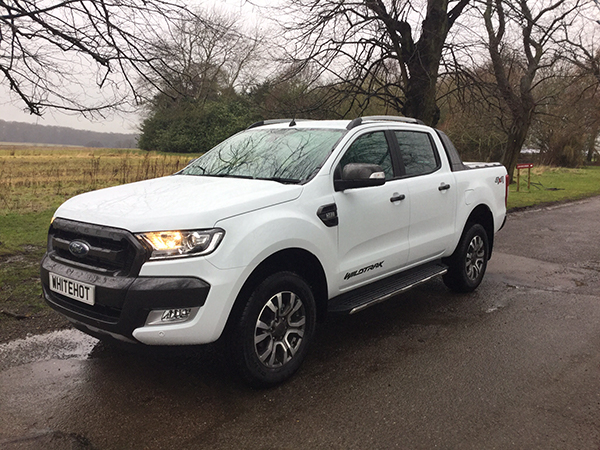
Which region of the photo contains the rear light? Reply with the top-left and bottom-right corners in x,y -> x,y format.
505,174 -> 509,208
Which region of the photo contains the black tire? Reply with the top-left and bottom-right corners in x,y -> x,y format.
443,223 -> 489,293
229,271 -> 317,387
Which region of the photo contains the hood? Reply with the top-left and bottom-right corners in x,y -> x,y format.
54,175 -> 303,232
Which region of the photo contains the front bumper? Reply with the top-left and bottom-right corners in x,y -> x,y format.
41,253 -> 210,342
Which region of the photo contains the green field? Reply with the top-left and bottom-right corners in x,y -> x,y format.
507,166 -> 600,209
1,145 -> 599,338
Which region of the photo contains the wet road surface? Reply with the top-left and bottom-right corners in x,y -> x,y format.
1,197 -> 600,449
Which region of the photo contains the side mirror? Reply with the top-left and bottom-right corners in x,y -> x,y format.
334,163 -> 386,191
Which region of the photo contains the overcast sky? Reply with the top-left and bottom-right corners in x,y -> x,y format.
0,0 -> 266,135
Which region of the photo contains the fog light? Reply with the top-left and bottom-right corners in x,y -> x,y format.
145,307 -> 199,326
162,308 -> 191,321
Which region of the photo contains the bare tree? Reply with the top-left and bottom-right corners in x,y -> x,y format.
528,66 -> 600,166
276,0 -> 471,126
437,64 -> 508,162
562,32 -> 600,162
137,7 -> 267,154
582,51 -> 600,162
144,7 -> 265,107
482,0 -> 591,179
0,0 -> 197,117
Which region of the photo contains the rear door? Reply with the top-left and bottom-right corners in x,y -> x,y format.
391,130 -> 457,264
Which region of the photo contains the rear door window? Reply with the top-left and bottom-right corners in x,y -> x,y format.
394,131 -> 439,176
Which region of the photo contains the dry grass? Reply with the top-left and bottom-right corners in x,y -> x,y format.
0,145 -> 197,214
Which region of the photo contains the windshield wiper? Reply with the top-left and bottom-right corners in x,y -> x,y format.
212,174 -> 255,179
181,165 -> 206,175
257,177 -> 301,184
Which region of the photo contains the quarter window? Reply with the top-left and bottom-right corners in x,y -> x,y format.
394,131 -> 438,176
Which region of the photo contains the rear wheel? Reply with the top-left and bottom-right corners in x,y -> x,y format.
443,223 -> 489,293
229,271 -> 316,387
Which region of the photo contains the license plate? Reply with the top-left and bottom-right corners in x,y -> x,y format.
49,273 -> 95,305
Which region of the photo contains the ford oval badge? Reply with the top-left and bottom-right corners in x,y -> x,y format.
69,240 -> 90,257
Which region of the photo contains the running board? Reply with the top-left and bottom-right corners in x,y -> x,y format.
328,262 -> 448,315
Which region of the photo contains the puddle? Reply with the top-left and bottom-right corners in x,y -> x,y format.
0,329 -> 98,371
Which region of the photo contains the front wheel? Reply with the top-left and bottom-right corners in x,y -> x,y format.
229,271 -> 316,387
443,223 -> 489,293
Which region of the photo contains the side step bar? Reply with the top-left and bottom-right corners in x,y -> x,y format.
327,262 -> 448,315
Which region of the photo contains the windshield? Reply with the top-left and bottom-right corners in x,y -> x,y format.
180,127 -> 346,183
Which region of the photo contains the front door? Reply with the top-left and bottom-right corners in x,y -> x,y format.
334,131 -> 411,291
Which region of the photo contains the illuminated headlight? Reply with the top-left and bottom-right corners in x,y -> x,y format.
137,228 -> 224,260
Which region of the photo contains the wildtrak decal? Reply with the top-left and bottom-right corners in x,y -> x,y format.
344,261 -> 384,280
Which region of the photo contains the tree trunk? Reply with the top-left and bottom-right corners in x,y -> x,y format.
400,0 -> 466,127
501,120 -> 530,182
586,127 -> 599,163
483,0 -> 539,181
402,64 -> 441,127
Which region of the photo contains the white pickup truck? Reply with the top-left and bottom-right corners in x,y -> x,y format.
41,116 -> 508,386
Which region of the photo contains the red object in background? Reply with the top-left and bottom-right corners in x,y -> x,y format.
516,163 -> 533,191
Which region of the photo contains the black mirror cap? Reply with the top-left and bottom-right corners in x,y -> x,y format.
334,163 -> 386,191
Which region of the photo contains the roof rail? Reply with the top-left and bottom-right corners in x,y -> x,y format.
346,115 -> 425,130
247,118 -> 306,129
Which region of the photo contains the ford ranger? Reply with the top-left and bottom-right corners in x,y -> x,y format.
41,116 -> 508,386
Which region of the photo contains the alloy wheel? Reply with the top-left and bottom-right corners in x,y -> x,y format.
465,235 -> 485,281
254,291 -> 306,368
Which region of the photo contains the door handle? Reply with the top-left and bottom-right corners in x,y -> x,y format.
390,194 -> 406,202
438,183 -> 451,191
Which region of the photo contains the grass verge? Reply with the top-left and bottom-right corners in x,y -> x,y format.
508,166 -> 600,210
0,210 -> 60,342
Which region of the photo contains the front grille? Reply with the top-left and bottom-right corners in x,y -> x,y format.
49,218 -> 148,277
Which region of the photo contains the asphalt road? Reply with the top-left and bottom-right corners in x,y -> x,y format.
1,197 -> 599,449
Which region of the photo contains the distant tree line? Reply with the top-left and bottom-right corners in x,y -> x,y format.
0,120 -> 137,148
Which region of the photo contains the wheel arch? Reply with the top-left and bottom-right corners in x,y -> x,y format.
464,204 -> 495,259
227,248 -> 329,328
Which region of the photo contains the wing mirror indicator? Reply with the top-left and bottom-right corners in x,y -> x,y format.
334,163 -> 386,191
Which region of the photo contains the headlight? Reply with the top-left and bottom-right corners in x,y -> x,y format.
137,228 -> 224,260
